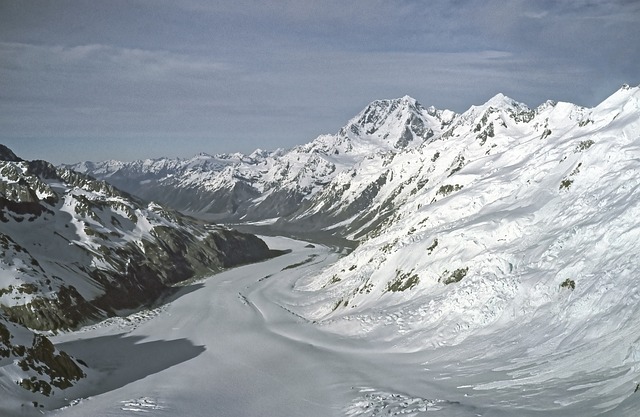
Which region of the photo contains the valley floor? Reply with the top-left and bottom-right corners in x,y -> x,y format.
6,236 -> 638,417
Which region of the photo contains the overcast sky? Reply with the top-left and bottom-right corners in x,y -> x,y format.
1,0 -> 638,164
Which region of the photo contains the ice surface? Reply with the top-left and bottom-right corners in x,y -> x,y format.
0,232 -> 625,416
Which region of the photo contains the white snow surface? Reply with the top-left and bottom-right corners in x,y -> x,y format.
0,233 -> 634,416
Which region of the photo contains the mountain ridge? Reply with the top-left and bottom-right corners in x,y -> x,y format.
1,150 -> 279,330
64,83 -> 640,338
64,94 -> 459,222
68,88 -> 630,228
0,146 -> 281,400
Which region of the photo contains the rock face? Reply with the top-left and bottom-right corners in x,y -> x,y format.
0,317 -> 86,399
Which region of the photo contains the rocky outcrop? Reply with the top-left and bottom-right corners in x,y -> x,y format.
1,319 -> 86,397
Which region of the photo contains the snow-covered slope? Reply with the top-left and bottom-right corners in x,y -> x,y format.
7,84 -> 639,416
281,85 -> 640,404
65,86 -> 640,343
67,96 -> 456,221
64,84 -> 640,348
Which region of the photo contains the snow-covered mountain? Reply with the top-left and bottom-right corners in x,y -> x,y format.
67,96 -> 456,222
278,85 -> 640,411
75,82 -> 640,372
0,145 -> 280,398
1,145 -> 277,331
7,84 -> 640,416
68,82 -> 640,339
295,84 -> 640,324
274,92 -> 567,238
67,83 -> 640,333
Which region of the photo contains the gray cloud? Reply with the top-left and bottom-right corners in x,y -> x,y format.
0,0 -> 638,163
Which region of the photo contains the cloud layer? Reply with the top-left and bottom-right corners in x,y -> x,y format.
0,0 -> 638,163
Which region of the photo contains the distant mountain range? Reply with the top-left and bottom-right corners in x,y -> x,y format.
65,96 -> 456,227
68,86 -> 640,240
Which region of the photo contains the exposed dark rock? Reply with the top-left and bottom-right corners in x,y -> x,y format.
0,321 -> 86,395
0,144 -> 22,162
2,286 -> 101,330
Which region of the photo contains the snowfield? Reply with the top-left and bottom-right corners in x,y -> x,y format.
0,234 -> 628,416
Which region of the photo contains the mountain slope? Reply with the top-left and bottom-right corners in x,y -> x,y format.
262,85 -> 640,414
285,84 -> 640,392
0,145 -> 283,403
1,145 -> 278,331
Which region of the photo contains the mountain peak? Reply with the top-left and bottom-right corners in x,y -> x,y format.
398,95 -> 419,106
0,145 -> 22,162
594,82 -> 640,111
193,152 -> 214,158
342,96 -> 436,144
456,93 -> 531,127
483,93 -> 527,110
359,96 -> 421,117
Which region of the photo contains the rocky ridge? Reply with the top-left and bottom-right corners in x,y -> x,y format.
0,145 -> 279,398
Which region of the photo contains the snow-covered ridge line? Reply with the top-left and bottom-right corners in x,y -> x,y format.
64,95 -> 457,221
68,85 -> 639,232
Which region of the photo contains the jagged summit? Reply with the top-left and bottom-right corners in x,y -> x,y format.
0,144 -> 22,162
458,92 -> 530,122
348,95 -> 442,129
484,92 -> 525,108
335,95 -> 454,152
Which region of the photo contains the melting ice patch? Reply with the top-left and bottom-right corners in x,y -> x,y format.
120,397 -> 166,412
345,387 -> 446,416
